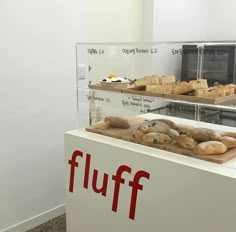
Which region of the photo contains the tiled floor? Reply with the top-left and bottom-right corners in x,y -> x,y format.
26,214 -> 66,232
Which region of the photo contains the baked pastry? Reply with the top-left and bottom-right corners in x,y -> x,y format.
220,132 -> 236,139
156,119 -> 177,129
142,132 -> 172,144
166,128 -> 179,139
134,75 -> 159,88
132,129 -> 145,140
177,124 -> 194,136
146,120 -> 170,133
193,87 -> 226,98
194,141 -> 227,155
189,79 -> 208,89
94,121 -> 110,130
145,84 -> 172,94
190,128 -> 221,142
172,82 -> 194,94
220,136 -> 236,148
104,116 -> 130,129
138,121 -> 151,134
175,135 -> 197,150
158,75 -> 176,85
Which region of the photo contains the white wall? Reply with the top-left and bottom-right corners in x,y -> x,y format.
0,0 -> 87,231
208,0 -> 236,40
88,0 -> 144,42
153,0 -> 208,41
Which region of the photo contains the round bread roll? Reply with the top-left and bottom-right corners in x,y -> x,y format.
104,116 -> 130,129
146,120 -> 169,133
193,141 -> 227,155
156,119 -> 177,129
175,135 -> 197,150
94,121 -> 110,130
166,128 -> 179,139
190,128 -> 221,142
220,136 -> 236,148
142,132 -> 172,144
132,129 -> 145,140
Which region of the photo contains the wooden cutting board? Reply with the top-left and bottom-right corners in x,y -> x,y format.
86,117 -> 236,164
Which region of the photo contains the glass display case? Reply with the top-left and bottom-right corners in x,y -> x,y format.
76,42 -> 236,166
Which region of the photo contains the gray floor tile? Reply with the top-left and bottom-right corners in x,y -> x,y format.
26,214 -> 66,232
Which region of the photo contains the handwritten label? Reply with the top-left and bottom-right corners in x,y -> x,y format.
122,96 -> 155,113
88,49 -> 105,55
122,48 -> 158,55
171,48 -> 226,56
87,95 -> 111,103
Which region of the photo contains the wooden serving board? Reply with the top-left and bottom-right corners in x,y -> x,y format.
86,117 -> 236,164
89,84 -> 236,105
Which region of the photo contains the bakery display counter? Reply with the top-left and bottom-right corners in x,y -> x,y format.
65,124 -> 236,232
68,41 -> 236,231
86,114 -> 236,164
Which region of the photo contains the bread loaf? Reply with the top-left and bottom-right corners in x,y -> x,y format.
134,75 -> 159,88
94,121 -> 110,130
220,136 -> 236,148
172,82 -> 194,94
190,128 -> 221,142
132,129 -> 145,140
175,135 -> 197,150
177,124 -> 194,136
145,84 -> 172,94
142,132 -> 172,144
138,121 -> 151,133
189,79 -> 208,89
104,116 -> 130,129
220,132 -> 236,139
158,75 -> 176,85
194,141 -> 227,155
146,120 -> 170,133
156,119 -> 177,129
167,128 -> 179,139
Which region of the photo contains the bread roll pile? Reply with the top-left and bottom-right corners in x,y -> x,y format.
132,118 -> 236,156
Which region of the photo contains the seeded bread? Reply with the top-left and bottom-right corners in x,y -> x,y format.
176,135 -> 197,150
142,132 -> 172,144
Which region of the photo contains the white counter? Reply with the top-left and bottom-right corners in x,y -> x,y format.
65,116 -> 236,232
